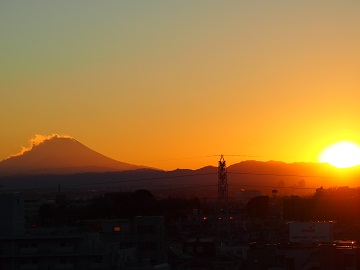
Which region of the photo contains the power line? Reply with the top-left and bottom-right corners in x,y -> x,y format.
228,171 -> 360,180
129,155 -> 217,164
66,172 -> 218,188
152,184 -> 217,192
0,172 -> 218,192
152,183 -> 319,193
230,184 -> 317,190
130,153 -> 295,165
213,154 -> 273,158
2,169 -> 357,193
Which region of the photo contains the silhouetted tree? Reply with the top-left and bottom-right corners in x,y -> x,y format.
132,189 -> 158,215
247,196 -> 269,218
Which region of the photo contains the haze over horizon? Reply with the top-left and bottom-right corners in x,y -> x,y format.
3,134 -> 360,175
0,134 -> 310,171
3,134 -> 360,191
2,1 -> 360,171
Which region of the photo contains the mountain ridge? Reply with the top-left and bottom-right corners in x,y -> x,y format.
1,160 -> 360,198
2,136 -> 360,197
0,136 -> 152,176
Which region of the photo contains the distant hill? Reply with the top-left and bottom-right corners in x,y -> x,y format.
0,136 -> 151,176
1,137 -> 360,198
1,159 -> 360,198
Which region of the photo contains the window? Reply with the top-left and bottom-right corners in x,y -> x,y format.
19,243 -> 28,248
285,257 -> 295,270
196,246 -> 204,254
138,241 -> 156,251
344,254 -> 353,267
138,225 -> 156,234
95,256 -> 103,263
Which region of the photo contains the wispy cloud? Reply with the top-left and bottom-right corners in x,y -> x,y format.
8,134 -> 73,158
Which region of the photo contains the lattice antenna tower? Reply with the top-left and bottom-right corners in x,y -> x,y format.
218,155 -> 228,202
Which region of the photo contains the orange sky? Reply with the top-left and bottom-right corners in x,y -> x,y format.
1,1 -> 360,170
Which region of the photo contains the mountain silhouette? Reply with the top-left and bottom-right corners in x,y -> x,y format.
0,137 -> 149,176
1,137 -> 360,197
1,158 -> 360,197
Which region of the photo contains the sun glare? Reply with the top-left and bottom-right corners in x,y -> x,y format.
319,141 -> 360,168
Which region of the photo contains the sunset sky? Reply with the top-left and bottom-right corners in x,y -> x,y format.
1,1 -> 360,170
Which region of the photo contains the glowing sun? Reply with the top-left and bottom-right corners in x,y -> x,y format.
319,141 -> 360,168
